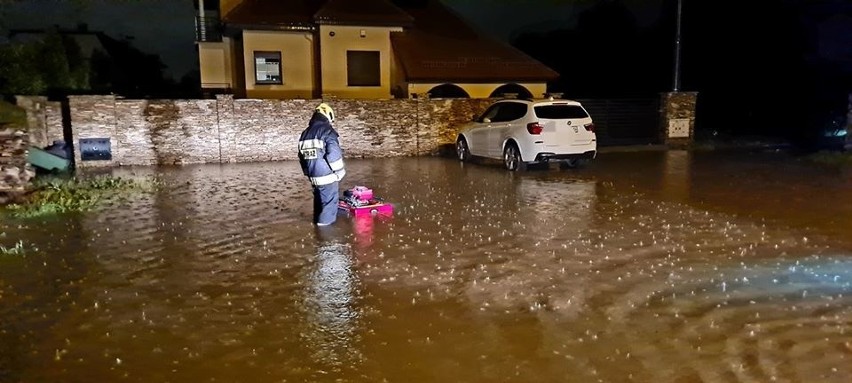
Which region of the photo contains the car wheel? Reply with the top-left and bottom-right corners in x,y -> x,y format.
503,143 -> 526,171
456,137 -> 470,162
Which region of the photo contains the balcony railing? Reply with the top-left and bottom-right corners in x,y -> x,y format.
195,15 -> 222,42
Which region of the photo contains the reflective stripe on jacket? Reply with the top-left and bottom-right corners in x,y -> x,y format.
298,113 -> 345,186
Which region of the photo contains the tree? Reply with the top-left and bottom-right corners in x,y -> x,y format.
0,29 -> 89,96
1,27 -> 179,98
0,42 -> 47,95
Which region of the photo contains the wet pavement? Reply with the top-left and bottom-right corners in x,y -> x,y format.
1,150 -> 851,382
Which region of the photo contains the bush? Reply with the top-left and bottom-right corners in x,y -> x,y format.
0,29 -> 89,96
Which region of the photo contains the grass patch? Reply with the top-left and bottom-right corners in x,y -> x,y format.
0,100 -> 27,129
2,175 -> 154,218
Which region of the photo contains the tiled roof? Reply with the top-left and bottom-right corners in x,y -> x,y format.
222,0 -> 325,30
223,0 -> 412,29
314,0 -> 413,26
390,0 -> 558,82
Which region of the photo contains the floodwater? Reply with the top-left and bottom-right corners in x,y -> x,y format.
1,150 -> 851,383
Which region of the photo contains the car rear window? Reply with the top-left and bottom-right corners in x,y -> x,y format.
534,105 -> 589,119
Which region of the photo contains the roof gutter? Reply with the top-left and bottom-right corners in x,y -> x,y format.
312,29 -> 322,99
314,20 -> 413,28
406,76 -> 559,83
223,23 -> 317,34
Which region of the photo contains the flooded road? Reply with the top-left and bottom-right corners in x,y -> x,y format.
1,150 -> 851,382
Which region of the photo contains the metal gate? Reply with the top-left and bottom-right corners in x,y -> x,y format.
576,98 -> 661,146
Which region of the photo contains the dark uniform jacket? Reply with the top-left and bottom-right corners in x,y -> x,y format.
298,113 -> 345,186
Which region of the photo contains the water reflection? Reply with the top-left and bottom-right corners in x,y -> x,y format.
1,154 -> 850,382
513,173 -> 598,231
302,227 -> 361,369
662,149 -> 691,202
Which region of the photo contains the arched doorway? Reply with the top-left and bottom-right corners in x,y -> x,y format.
426,83 -> 470,99
489,84 -> 533,99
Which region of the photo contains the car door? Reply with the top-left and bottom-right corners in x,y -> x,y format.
487,102 -> 528,157
468,104 -> 502,157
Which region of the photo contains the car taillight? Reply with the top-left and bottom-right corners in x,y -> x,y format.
527,122 -> 543,135
584,123 -> 595,133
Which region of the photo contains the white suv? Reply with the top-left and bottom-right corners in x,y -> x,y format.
455,98 -> 597,171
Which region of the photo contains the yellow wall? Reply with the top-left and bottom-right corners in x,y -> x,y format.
408,82 -> 548,99
242,30 -> 315,99
319,25 -> 402,99
198,39 -> 234,89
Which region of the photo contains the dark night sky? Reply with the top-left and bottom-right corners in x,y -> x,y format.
446,0 -> 665,41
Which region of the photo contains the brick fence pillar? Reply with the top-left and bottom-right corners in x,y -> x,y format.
0,128 -> 35,205
15,96 -> 49,148
69,95 -> 118,168
660,91 -> 698,148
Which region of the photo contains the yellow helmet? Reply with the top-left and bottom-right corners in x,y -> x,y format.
315,102 -> 335,122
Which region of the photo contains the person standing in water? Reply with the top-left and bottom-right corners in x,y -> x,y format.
298,103 -> 346,226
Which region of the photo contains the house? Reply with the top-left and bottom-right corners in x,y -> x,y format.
194,0 -> 559,99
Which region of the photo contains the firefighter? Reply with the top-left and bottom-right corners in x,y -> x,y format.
298,103 -> 346,226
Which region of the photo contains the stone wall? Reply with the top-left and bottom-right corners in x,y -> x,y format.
66,95 -> 493,167
25,94 -> 697,168
0,128 -> 35,204
15,96 -> 64,148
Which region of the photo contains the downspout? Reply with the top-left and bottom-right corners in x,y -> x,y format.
310,29 -> 322,99
198,0 -> 206,41
415,95 -> 420,155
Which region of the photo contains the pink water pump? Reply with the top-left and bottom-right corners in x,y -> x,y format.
338,186 -> 394,217
351,186 -> 373,201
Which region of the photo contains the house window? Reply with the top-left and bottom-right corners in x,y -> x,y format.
254,51 -> 282,85
347,50 -> 380,87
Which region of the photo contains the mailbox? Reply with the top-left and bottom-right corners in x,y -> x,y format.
79,138 -> 112,161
